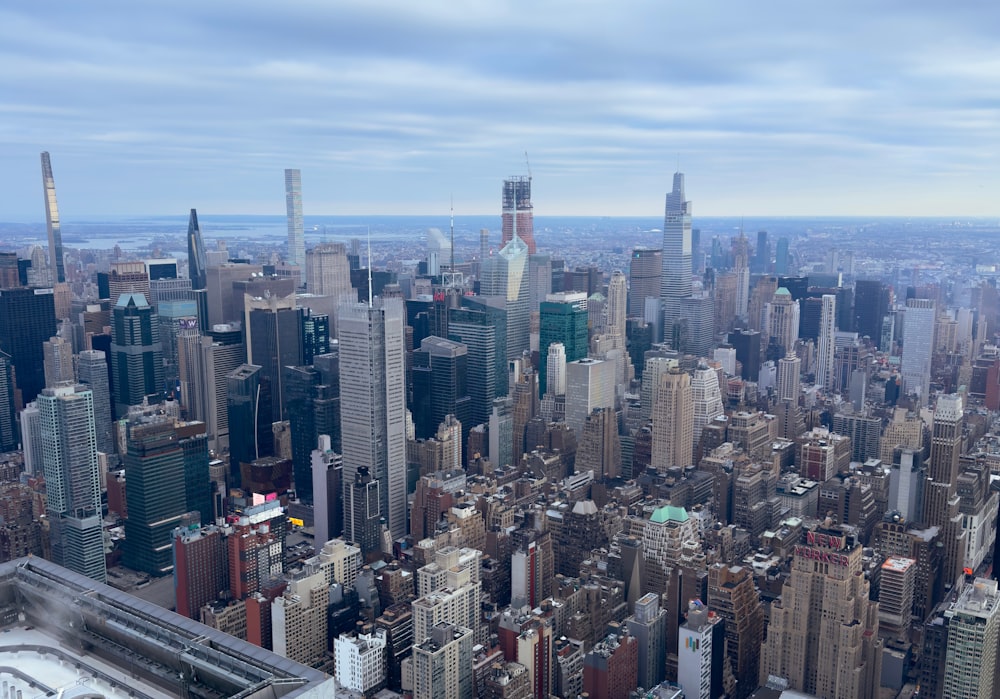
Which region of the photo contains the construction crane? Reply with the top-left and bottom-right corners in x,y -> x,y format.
525,151 -> 531,179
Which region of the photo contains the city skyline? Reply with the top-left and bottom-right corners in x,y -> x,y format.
0,3 -> 998,219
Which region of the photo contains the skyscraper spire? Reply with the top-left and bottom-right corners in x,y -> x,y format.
40,151 -> 66,284
186,208 -> 208,291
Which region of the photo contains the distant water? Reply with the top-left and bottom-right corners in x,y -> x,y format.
0,214 -> 995,252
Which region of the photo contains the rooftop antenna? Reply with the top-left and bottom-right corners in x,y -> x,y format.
367,225 -> 373,307
450,194 -> 455,274
525,151 -> 531,180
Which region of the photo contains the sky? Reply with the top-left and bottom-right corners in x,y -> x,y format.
1,1 -> 998,219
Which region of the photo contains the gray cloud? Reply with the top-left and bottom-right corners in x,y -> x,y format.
0,1 -> 998,218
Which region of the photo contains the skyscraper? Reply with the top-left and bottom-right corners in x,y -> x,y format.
764,287 -> 800,358
707,564 -> 764,699
733,232 -> 751,322
776,352 -> 801,403
339,297 -> 407,541
412,623 -> 474,699
40,151 -> 66,284
39,383 -> 106,583
606,270 -> 628,340
481,234 -> 530,361
677,600 -> 727,699
411,336 -> 472,453
285,169 -> 305,268
691,362 -> 724,449
501,176 -> 535,254
199,324 -> 246,453
122,417 -> 192,575
651,367 -> 693,470
187,208 -> 208,291
110,293 -> 164,416
759,527 -> 882,698
305,242 -> 353,300
0,286 -> 57,405
816,294 -> 837,389
902,298 -> 935,405
753,230 -> 770,274
0,353 -> 14,453
538,292 -> 588,396
660,172 -> 693,343
285,355 -> 340,506
449,302 -> 504,427
43,334 -> 74,387
77,349 -> 115,455
774,237 -> 790,275
924,394 -> 967,589
854,280 -> 889,348
245,293 -> 304,421
628,248 -> 662,318
941,578 -> 1000,699
565,358 -> 615,439
227,364 -> 274,486
544,342 -> 566,397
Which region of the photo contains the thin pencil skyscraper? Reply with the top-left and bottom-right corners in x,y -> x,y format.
285,169 -> 305,268
40,151 -> 66,284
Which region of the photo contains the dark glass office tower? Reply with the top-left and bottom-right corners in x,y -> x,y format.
0,286 -> 57,405
348,466 -> 382,561
285,352 -> 340,505
110,293 -> 164,416
246,296 -> 303,421
448,304 -> 502,429
411,336 -> 472,446
227,364 -> 274,486
122,418 -> 190,575
302,310 -> 330,365
854,279 -> 888,348
40,152 -> 66,284
455,297 -> 507,401
178,422 -> 212,526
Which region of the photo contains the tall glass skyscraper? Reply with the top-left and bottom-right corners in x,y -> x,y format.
40,151 -> 66,284
285,169 -> 305,268
0,286 -> 57,405
480,234 -> 529,361
339,297 -> 407,541
660,172 -> 693,344
40,383 -> 106,583
186,208 -> 208,291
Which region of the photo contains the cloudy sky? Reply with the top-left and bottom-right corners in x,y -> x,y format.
1,1 -> 998,219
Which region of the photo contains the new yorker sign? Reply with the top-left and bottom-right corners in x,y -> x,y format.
795,530 -> 851,566
806,531 -> 845,550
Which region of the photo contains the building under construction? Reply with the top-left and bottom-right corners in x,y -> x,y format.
501,175 -> 536,254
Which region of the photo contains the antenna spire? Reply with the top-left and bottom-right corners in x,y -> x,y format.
450,194 -> 455,275
367,225 -> 373,307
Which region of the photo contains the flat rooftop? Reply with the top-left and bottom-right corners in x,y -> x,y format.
0,557 -> 334,698
0,626 -> 172,698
